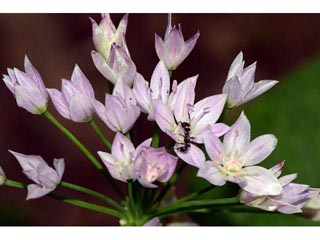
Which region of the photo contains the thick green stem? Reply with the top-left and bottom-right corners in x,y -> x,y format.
88,120 -> 112,150
60,181 -> 124,212
4,179 -> 124,219
43,111 -> 124,200
150,197 -> 239,219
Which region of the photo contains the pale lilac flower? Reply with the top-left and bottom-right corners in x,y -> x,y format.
47,65 -> 95,122
222,52 -> 278,108
143,217 -> 162,226
93,78 -> 140,133
133,61 -> 198,120
9,150 -> 65,200
239,161 -> 319,214
97,133 -> 152,182
91,43 -> 136,86
2,56 -> 48,114
155,14 -> 200,70
90,13 -> 128,61
197,112 -> 282,196
0,166 -> 6,186
153,93 -> 228,167
134,146 -> 178,188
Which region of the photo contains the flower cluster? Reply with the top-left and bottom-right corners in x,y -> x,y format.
1,13 -> 319,226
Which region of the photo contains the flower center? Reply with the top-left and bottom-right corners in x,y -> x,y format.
224,160 -> 242,173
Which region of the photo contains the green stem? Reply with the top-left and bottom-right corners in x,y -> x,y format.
127,180 -> 136,217
151,197 -> 239,219
173,184 -> 216,205
60,181 -> 124,212
5,179 -> 26,188
4,179 -> 124,219
88,120 -> 112,150
43,110 -> 124,200
153,162 -> 187,205
44,111 -> 101,170
151,124 -> 160,148
49,194 -> 123,219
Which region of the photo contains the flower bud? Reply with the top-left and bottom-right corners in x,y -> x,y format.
2,56 -> 48,114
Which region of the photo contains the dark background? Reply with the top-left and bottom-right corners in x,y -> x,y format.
1,14 -> 320,225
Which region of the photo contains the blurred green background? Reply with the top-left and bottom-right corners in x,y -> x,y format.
1,14 -> 320,225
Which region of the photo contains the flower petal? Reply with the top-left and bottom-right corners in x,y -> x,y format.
133,73 -> 152,114
203,133 -> 223,164
239,166 -> 282,196
47,88 -> 70,120
69,94 -> 94,122
178,31 -> 200,65
173,75 -> 197,123
278,173 -> 297,186
223,76 -> 243,108
98,151 -> 126,182
24,56 -> 47,97
113,78 -> 136,105
197,161 -> 226,186
241,134 -> 277,166
226,51 -> 244,81
269,161 -> 285,178
53,158 -> 65,181
243,80 -> 279,104
26,184 -> 54,200
112,132 -> 135,161
240,62 -> 256,94
153,100 -> 177,140
150,61 -> 170,104
223,112 -> 250,156
15,85 -> 47,114
174,143 -> 205,167
71,65 -> 95,98
91,50 -> 117,83
190,94 -> 227,142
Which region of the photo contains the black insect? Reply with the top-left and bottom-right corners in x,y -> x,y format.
176,121 -> 194,153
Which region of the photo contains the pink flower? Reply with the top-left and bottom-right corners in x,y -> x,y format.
90,13 -> 128,61
155,14 -> 200,70
98,133 -> 152,182
197,112 -> 282,196
93,78 -> 140,133
134,146 -> 178,188
153,91 -> 228,167
2,56 -> 48,114
47,65 -> 95,122
222,52 -> 278,108
133,61 -> 197,120
91,43 -> 136,86
9,150 -> 65,200
239,161 -> 319,214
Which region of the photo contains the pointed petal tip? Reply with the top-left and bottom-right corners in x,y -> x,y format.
89,16 -> 97,25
